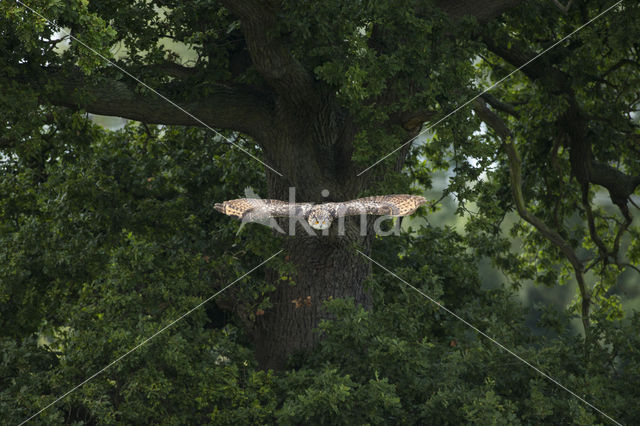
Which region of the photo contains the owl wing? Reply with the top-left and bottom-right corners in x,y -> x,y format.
335,194 -> 427,217
214,198 -> 314,222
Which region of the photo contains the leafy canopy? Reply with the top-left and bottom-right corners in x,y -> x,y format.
1,0 -> 639,424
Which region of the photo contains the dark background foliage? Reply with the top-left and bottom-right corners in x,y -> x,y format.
1,0 -> 639,424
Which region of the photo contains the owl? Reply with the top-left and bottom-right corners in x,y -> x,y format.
214,194 -> 427,230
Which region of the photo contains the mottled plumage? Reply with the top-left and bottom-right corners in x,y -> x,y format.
214,194 -> 427,230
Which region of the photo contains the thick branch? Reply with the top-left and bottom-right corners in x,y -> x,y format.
397,110 -> 438,132
473,99 -> 513,140
484,32 -> 640,216
379,1 -> 525,132
145,60 -> 199,80
589,162 -> 640,212
219,0 -> 317,107
480,93 -> 520,118
35,67 -> 273,139
482,33 -> 569,88
561,100 -> 640,217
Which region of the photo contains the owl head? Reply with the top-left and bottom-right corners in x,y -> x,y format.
307,208 -> 333,230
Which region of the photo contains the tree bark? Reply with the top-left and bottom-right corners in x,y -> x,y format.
219,0 -> 317,109
254,233 -> 372,370
30,67 -> 274,139
245,93 -> 373,369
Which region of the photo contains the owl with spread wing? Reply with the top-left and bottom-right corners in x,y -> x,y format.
214,194 -> 427,230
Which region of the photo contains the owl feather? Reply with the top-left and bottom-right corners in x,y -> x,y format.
215,194 -> 426,230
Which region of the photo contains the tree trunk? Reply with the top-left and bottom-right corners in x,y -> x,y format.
253,232 -> 372,370
248,99 -> 373,370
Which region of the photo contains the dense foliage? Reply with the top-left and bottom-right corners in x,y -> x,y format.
1,120 -> 638,424
1,0 -> 639,424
